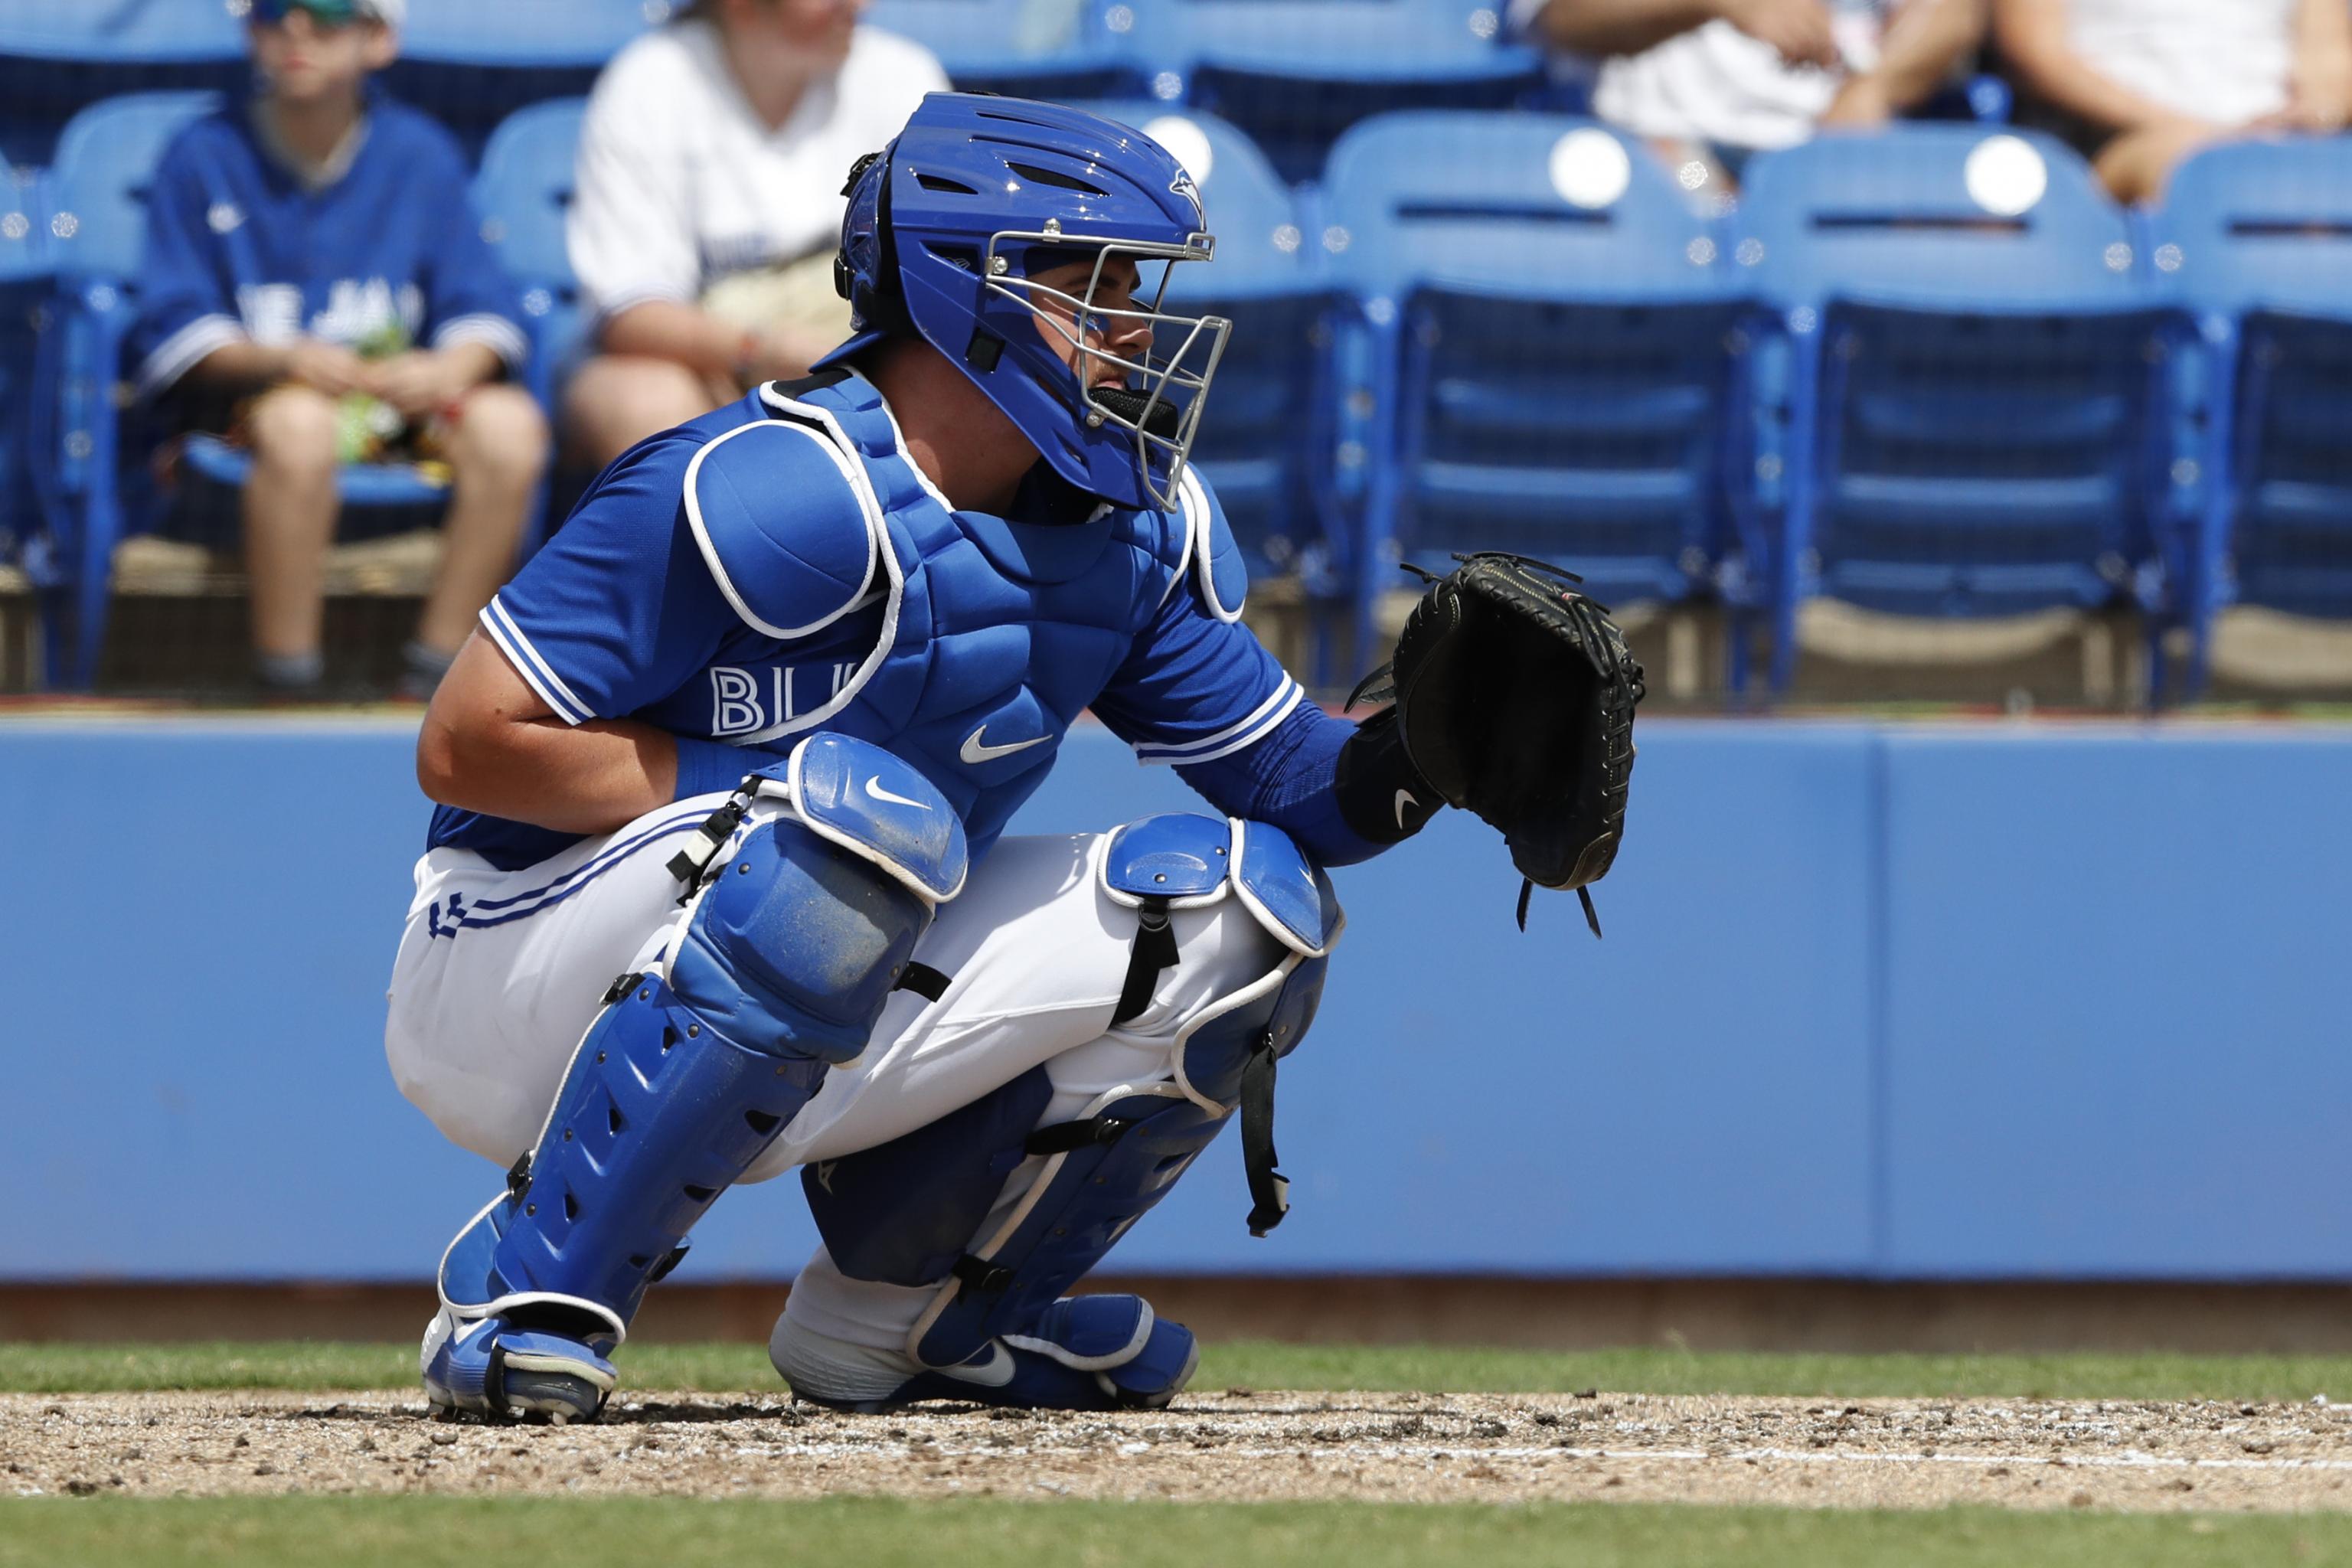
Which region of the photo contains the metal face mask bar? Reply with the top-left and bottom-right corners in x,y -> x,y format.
982,225 -> 1231,512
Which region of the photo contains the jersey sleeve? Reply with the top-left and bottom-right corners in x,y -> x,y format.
1089,576 -> 1304,769
130,127 -> 247,398
478,436 -> 733,725
411,122 -> 530,374
568,43 -> 702,323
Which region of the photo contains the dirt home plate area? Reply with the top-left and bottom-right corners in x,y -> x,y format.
8,1389 -> 2352,1513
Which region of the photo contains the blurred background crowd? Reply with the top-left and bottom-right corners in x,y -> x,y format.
2,0 -> 2349,709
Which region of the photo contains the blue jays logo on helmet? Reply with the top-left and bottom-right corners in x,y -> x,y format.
822,93 -> 1230,513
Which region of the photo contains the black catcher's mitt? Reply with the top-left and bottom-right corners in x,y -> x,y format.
1354,552 -> 1645,935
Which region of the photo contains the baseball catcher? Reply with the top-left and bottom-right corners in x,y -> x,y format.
385,93 -> 1642,1426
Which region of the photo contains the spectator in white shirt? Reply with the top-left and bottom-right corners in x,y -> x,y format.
1994,0 -> 2352,204
563,0 -> 949,469
1514,0 -> 1986,191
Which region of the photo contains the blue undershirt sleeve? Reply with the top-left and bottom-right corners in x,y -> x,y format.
1173,699 -> 1390,868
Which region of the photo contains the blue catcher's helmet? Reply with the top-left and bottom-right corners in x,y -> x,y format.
822,93 -> 1229,512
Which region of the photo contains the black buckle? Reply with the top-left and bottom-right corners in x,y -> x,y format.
951,1254 -> 1014,1294
1024,1116 -> 1132,1156
505,1152 -> 533,1205
666,795 -> 750,900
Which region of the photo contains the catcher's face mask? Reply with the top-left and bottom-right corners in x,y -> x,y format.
982,228 -> 1230,512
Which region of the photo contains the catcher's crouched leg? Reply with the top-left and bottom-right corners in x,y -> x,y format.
769,813 -> 1341,1413
422,734 -> 967,1423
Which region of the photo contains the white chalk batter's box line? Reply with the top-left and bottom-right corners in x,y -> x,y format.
707,1439 -> 2352,1475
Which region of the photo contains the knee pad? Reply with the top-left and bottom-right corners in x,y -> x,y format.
668,732 -> 966,1064
433,733 -> 967,1393
800,814 -> 1343,1373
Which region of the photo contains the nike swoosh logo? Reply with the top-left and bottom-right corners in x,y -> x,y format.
961,726 -> 1050,766
864,776 -> 929,810
939,1341 -> 1015,1387
1395,789 -> 1419,831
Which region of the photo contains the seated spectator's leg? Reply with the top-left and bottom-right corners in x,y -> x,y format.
563,354 -> 725,472
242,384 -> 343,691
2092,120 -> 2218,205
410,385 -> 551,697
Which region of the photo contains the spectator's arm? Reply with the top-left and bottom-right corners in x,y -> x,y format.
1526,0 -> 1838,68
596,298 -> 819,386
1821,0 -> 1988,124
2284,0 -> 2352,130
1991,0 -> 2209,134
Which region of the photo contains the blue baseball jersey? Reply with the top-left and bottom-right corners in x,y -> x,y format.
131,90 -> 529,397
435,376 -> 1345,873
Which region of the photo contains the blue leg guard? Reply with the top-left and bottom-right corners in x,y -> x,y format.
424,734 -> 966,1423
774,825 -> 1338,1413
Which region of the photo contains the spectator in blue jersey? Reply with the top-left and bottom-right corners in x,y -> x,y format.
130,0 -> 550,699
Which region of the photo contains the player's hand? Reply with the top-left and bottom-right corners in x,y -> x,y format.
281,340 -> 374,398
371,351 -> 481,420
1715,0 -> 1841,70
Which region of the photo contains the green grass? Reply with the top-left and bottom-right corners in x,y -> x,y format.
5,1340 -> 2351,1402
2,1498 -> 2347,1568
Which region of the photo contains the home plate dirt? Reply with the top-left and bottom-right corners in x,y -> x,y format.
9,1390 -> 2352,1511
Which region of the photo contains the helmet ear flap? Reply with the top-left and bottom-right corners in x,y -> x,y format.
838,148 -> 913,338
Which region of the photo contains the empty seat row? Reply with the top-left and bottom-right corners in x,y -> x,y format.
8,94 -> 2352,698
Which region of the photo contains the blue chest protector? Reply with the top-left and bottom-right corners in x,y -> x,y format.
685,371 -> 1246,861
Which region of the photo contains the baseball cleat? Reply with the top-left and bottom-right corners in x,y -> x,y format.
769,1293 -> 1198,1413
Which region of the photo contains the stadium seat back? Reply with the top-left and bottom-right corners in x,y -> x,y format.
1076,103 -> 1335,585
45,91 -> 223,282
1727,127 -> 2164,665
1735,127 -> 2138,311
1321,113 -> 1727,304
866,0 -> 1132,99
0,2 -> 240,168
474,99 -> 590,402
2151,143 -> 2352,627
0,0 -> 241,62
2147,141 -> 2352,632
2153,137 -> 2352,319
386,0 -> 650,162
1323,113 -> 1746,609
1116,0 -> 1543,185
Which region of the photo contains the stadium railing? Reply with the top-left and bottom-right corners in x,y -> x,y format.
32,90 -> 484,689
1318,111 -> 1749,672
1726,126 -> 2179,694
2148,136 -> 2352,698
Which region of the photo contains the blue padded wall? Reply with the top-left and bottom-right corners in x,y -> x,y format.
2,717 -> 2346,1281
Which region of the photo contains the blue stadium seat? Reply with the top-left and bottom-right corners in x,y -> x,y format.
1319,112 -> 1751,658
387,0 -> 653,162
0,0 -> 243,168
1114,1 -> 1544,186
867,0 -> 1132,99
2149,136 -> 2352,692
35,92 -> 462,689
472,98 -> 590,416
1075,103 -> 1340,617
1729,126 -> 2174,691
